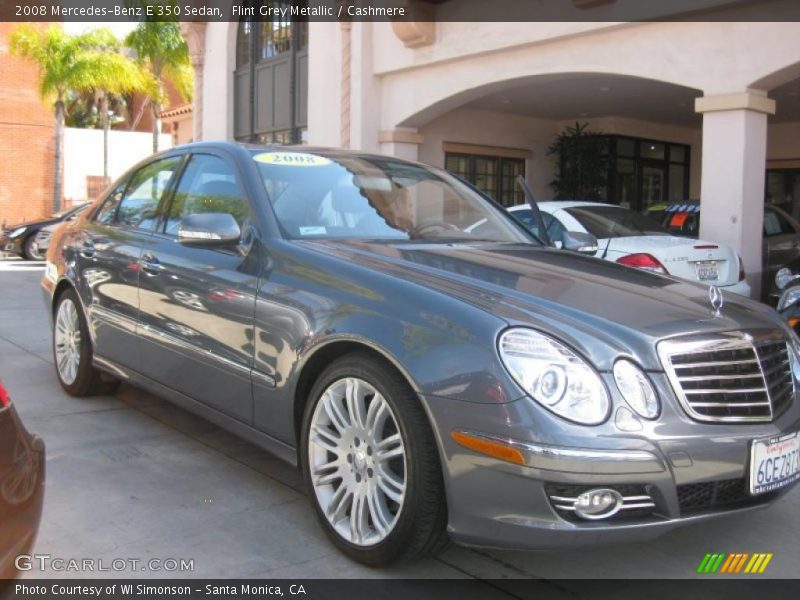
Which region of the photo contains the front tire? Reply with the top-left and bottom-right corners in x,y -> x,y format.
301,352 -> 448,565
53,289 -> 118,396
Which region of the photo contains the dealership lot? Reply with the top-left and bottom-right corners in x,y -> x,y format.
1,258 -> 799,580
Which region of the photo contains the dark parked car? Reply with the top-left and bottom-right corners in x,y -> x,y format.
645,201 -> 800,297
2,203 -> 88,260
0,379 -> 45,579
44,143 -> 800,565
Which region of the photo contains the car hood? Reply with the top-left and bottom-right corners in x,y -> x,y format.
307,240 -> 781,371
3,216 -> 60,233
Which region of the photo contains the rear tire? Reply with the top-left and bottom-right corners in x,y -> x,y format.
53,289 -> 119,397
301,352 -> 448,565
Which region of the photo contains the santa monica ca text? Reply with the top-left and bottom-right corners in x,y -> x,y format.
16,584 -> 307,596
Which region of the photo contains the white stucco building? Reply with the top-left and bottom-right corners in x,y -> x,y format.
184,0 -> 800,295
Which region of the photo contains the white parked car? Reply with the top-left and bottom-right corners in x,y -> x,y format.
508,201 -> 751,297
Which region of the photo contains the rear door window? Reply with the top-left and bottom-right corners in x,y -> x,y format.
117,157 -> 182,230
93,183 -> 128,225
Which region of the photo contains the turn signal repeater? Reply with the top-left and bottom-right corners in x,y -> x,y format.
451,431 -> 526,465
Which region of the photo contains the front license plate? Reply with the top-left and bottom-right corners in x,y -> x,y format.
750,431 -> 800,495
695,260 -> 719,281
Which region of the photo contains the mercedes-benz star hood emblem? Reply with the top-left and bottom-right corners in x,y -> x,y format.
709,285 -> 724,317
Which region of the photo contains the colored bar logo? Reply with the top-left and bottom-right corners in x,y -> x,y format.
697,552 -> 773,574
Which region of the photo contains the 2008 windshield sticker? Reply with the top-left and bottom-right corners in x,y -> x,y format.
254,152 -> 331,166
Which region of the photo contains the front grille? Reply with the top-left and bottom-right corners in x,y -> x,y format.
677,478 -> 781,515
659,333 -> 794,423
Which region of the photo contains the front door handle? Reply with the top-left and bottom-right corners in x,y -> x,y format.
140,253 -> 163,276
79,240 -> 95,258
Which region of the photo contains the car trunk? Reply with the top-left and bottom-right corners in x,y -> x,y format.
602,235 -> 739,287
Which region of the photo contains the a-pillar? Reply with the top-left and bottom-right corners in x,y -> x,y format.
695,92 -> 775,298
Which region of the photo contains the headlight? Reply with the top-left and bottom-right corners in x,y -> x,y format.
498,328 -> 610,425
613,359 -> 659,419
777,286 -> 800,312
8,226 -> 27,238
775,267 -> 797,290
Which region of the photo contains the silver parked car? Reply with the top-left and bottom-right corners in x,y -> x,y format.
43,143 -> 800,565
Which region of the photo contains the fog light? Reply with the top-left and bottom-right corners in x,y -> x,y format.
574,488 -> 623,520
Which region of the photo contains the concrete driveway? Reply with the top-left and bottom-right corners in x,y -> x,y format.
1,257 -> 798,581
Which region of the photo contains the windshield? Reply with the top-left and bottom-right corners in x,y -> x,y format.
566,205 -> 668,239
252,151 -> 534,244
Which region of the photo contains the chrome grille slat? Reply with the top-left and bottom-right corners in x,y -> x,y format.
658,333 -> 795,423
673,358 -> 758,369
677,373 -> 765,382
683,388 -> 766,395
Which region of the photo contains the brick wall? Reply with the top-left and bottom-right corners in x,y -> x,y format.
0,22 -> 56,228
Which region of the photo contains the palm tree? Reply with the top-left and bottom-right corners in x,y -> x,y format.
80,28 -> 147,182
9,26 -> 100,212
125,20 -> 193,153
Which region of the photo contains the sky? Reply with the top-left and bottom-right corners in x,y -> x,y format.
62,22 -> 137,38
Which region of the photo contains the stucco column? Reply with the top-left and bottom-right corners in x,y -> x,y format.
180,22 -> 207,141
696,92 -> 775,298
378,129 -> 423,161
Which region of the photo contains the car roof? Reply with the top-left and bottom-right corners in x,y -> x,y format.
163,140 -> 422,165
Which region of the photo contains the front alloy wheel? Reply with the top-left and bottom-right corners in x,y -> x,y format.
308,377 -> 406,546
301,353 -> 448,565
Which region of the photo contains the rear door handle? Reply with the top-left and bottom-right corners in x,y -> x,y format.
79,240 -> 95,258
140,253 -> 163,275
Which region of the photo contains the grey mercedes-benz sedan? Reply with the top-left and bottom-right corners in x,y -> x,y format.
43,142 -> 800,565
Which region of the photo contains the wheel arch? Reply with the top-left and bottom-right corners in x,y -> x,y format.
292,336 -> 428,452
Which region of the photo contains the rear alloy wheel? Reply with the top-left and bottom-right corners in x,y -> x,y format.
53,289 -> 119,397
301,353 -> 448,565
23,236 -> 43,260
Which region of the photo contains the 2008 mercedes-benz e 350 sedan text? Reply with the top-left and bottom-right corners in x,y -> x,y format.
43,142 -> 800,565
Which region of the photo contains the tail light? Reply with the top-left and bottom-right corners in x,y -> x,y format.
738,255 -> 746,282
0,379 -> 10,409
616,253 -> 668,275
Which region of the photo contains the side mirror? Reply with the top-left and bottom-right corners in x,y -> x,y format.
178,213 -> 241,247
561,231 -> 598,255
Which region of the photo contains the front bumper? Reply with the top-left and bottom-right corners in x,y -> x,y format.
1,234 -> 23,256
422,372 -> 800,551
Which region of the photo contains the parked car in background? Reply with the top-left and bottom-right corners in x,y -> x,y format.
44,142 -> 799,565
774,264 -> 800,334
507,201 -> 751,297
1,203 -> 89,260
0,379 -> 45,579
645,202 -> 800,298
33,204 -> 91,258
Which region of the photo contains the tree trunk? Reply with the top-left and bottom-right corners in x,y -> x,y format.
53,99 -> 65,214
101,92 -> 110,181
151,100 -> 161,153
